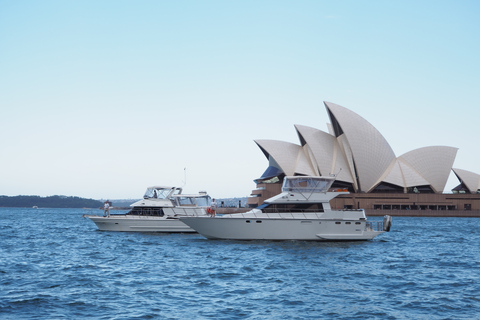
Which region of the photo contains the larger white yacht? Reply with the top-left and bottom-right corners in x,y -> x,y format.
84,186 -> 211,232
180,176 -> 392,241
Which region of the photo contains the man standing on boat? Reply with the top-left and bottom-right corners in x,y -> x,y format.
209,198 -> 217,217
103,201 -> 110,217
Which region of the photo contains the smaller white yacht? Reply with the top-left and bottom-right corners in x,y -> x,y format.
84,186 -> 211,232
180,176 -> 392,241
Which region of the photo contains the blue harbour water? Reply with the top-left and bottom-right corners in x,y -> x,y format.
1,208 -> 479,319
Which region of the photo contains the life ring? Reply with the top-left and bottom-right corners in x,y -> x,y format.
383,215 -> 392,232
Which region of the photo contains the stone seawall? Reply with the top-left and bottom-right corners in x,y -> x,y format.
366,209 -> 480,217
216,208 -> 480,217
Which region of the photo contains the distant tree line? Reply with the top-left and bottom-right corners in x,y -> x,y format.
0,195 -> 103,208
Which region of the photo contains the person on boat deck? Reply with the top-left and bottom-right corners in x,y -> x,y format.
209,198 -> 217,217
103,201 -> 110,217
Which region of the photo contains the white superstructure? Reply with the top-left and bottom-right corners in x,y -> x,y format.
84,186 -> 211,232
181,176 -> 391,241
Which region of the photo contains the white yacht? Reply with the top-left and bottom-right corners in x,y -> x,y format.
180,176 -> 392,241
84,186 -> 211,232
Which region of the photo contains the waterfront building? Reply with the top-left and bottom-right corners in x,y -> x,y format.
247,102 -> 480,214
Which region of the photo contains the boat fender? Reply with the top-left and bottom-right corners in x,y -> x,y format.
383,215 -> 392,232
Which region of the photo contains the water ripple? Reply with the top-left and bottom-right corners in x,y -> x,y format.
1,209 -> 480,319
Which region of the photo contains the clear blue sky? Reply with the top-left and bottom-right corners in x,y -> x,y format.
1,0 -> 479,199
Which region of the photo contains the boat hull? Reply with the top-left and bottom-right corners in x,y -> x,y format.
85,215 -> 196,233
180,216 -> 384,240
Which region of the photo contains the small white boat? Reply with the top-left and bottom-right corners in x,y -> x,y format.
180,176 -> 392,241
84,186 -> 211,232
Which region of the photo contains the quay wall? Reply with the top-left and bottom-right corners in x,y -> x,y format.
217,207 -> 480,217
366,209 -> 480,217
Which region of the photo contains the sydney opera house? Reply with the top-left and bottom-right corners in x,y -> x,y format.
247,102 -> 480,215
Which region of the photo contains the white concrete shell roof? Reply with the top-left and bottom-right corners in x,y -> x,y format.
452,168 -> 480,193
398,146 -> 458,193
380,159 -> 431,190
324,101 -> 396,192
253,101 -> 473,193
254,139 -> 316,176
294,124 -> 353,183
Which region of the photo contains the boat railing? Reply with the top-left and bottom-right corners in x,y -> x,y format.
169,207 -> 206,216
366,221 -> 384,232
235,211 -> 326,219
240,209 -> 365,219
259,208 -> 364,214
231,211 -> 384,227
261,208 -> 325,214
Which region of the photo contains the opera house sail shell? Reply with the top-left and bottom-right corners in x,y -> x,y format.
452,168 -> 480,194
249,101 -> 478,208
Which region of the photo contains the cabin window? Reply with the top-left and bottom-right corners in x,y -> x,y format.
260,203 -> 324,213
175,195 -> 212,207
282,177 -> 331,193
127,208 -> 164,216
335,222 -> 341,224
177,197 -> 196,206
345,222 -> 351,224
246,220 -> 251,223
195,196 -> 211,207
256,220 -> 262,223
355,222 -> 361,225
144,187 -> 180,199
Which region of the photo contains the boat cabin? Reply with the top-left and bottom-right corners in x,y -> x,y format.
257,176 -> 339,213
128,188 -> 211,217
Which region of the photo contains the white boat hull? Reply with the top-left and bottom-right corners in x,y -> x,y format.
85,215 -> 196,233
180,216 -> 385,241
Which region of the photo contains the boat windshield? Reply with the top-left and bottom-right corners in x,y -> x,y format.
195,195 -> 211,207
176,195 -> 211,207
144,187 -> 181,199
282,177 -> 334,193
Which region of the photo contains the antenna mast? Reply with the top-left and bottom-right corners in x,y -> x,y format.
181,167 -> 187,188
